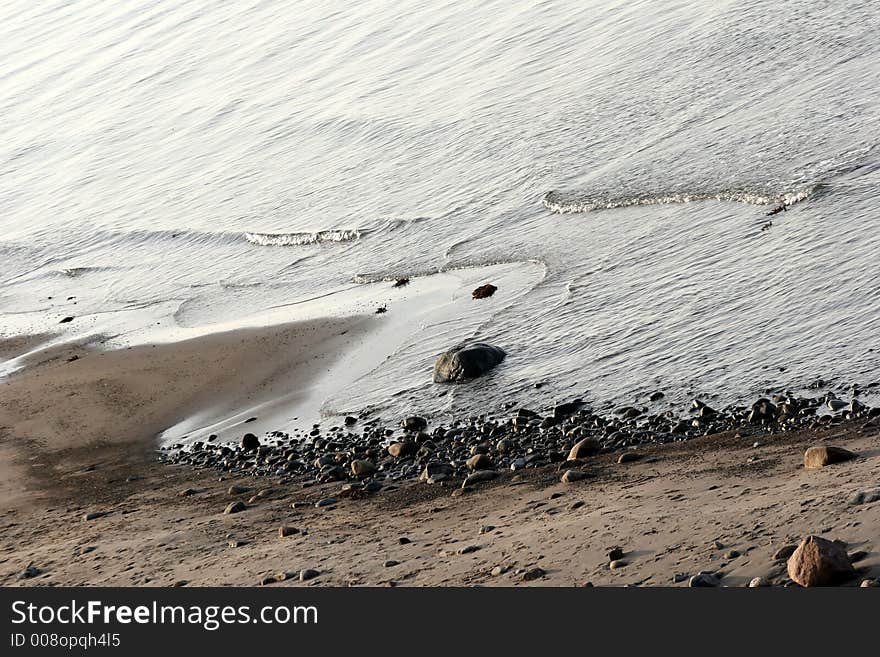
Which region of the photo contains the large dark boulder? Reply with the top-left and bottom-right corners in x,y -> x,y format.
748,398 -> 777,424
240,433 -> 260,451
433,342 -> 506,383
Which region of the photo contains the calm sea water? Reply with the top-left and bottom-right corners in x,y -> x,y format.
2,0 -> 879,423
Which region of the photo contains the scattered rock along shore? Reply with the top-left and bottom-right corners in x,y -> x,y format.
6,410 -> 879,588
161,390 -> 880,494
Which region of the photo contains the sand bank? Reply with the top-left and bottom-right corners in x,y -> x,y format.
1,418 -> 877,586
0,317 -> 371,507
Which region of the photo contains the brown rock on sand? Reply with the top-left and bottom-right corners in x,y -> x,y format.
350,459 -> 377,477
786,535 -> 855,586
803,446 -> 856,469
561,469 -> 586,483
568,437 -> 600,461
388,441 -> 417,458
466,453 -> 493,471
472,284 -> 497,299
224,501 -> 246,515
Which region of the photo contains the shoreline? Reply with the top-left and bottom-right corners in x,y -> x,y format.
1,415 -> 877,587
1,322 -> 878,587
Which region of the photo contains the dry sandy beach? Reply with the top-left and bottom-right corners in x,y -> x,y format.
1,326 -> 878,587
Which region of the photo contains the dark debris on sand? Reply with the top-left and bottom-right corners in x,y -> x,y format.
160,388 -> 879,498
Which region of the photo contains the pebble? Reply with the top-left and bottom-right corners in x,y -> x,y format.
561,469 -> 586,483
522,567 -> 546,581
299,568 -> 320,581
472,283 -> 497,299
278,525 -> 300,538
178,488 -> 197,497
224,501 -> 246,514
609,559 -> 627,570
227,484 -> 250,495
315,497 -> 337,508
749,576 -> 770,587
466,453 -> 494,471
398,537 -> 411,545
567,437 -> 600,460
388,441 -> 417,458
608,547 -> 625,561
458,545 -> 481,555
827,399 -> 848,412
82,511 -> 106,521
364,480 -> 383,493
421,462 -> 454,483
689,572 -> 720,587
384,560 -> 399,568
402,416 -> 427,432
350,459 -> 377,477
18,564 -> 42,580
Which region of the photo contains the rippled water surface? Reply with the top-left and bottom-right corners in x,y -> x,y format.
2,0 -> 879,420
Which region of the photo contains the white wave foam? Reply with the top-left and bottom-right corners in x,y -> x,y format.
352,258 -> 546,285
542,186 -> 817,214
244,229 -> 360,246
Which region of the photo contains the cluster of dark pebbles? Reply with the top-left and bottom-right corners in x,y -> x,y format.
159,389 -> 879,494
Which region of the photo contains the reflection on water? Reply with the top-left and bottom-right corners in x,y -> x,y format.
1,0 -> 879,421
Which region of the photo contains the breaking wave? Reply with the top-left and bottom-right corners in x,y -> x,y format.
542,186 -> 817,214
244,229 -> 360,246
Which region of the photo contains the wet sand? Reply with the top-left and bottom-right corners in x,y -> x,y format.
0,331 -> 878,586
0,317 -> 370,506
